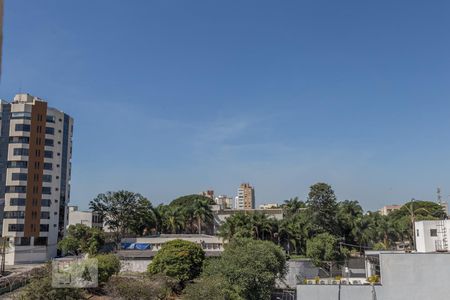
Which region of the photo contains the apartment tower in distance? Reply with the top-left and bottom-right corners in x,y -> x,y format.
235,183 -> 255,210
0,93 -> 73,265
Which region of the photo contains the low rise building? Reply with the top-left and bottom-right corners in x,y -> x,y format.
215,195 -> 233,209
259,203 -> 279,209
415,220 -> 450,252
297,251 -> 450,300
67,206 -> 103,229
379,204 -> 402,216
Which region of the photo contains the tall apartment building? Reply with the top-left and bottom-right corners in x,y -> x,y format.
234,183 -> 255,210
0,93 -> 73,265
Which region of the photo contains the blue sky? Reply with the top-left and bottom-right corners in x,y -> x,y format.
2,0 -> 450,210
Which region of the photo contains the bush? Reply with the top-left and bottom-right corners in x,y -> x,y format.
17,264 -> 83,300
58,224 -> 105,255
106,274 -> 176,300
95,253 -> 121,284
147,239 -> 205,283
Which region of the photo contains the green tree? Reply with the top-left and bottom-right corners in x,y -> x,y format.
215,238 -> 287,300
90,190 -> 156,239
58,224 -> 105,255
192,199 -> 213,234
95,253 -> 121,284
148,239 -> 205,284
306,233 -> 341,266
282,197 -> 305,218
306,183 -> 339,234
169,194 -> 215,207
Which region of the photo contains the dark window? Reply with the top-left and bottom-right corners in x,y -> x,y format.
417,229 -> 420,237
7,161 -> 27,168
15,237 -> 31,246
41,199 -> 51,207
4,211 -> 25,219
34,237 -> 48,246
430,229 -> 438,237
45,139 -> 54,146
11,112 -> 31,120
43,163 -> 53,170
44,150 -> 53,158
5,186 -> 27,193
15,124 -> 31,132
46,115 -> 55,123
9,136 -> 29,144
8,224 -> 24,232
45,127 -> 54,135
13,148 -> 29,156
42,187 -> 52,195
42,175 -> 52,182
40,224 -> 49,232
10,198 -> 26,206
11,173 -> 28,181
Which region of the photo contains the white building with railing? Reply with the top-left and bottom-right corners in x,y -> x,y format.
415,220 -> 449,252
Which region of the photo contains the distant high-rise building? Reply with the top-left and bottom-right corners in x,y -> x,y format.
215,195 -> 233,209
235,183 -> 255,210
0,93 -> 73,265
200,190 -> 214,199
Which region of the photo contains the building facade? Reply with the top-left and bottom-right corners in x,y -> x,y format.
67,206 -> 103,229
0,93 -> 73,265
214,195 -> 233,209
235,183 -> 255,210
415,220 -> 450,252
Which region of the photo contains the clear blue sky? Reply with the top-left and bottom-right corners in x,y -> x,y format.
2,1 -> 450,211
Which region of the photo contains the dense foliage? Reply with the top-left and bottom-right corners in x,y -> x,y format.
219,183 -> 447,266
95,253 -> 121,283
148,239 -> 205,283
183,238 -> 287,300
106,274 -> 176,300
58,224 -> 105,255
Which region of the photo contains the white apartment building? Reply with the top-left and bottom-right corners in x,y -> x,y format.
214,195 -> 233,209
234,183 -> 255,210
0,93 -> 73,265
67,206 -> 103,229
415,220 -> 450,253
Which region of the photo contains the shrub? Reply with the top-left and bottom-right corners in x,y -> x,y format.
147,239 -> 205,283
106,274 -> 176,300
95,253 -> 121,284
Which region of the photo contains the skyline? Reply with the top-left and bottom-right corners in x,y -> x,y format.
2,1 -> 450,210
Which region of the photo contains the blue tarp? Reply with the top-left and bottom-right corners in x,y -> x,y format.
121,243 -> 151,250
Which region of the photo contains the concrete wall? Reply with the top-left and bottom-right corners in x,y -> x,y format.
297,253 -> 450,300
120,259 -> 152,273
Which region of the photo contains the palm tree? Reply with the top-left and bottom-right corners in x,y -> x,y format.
282,197 -> 305,218
192,199 -> 213,234
163,206 -> 184,234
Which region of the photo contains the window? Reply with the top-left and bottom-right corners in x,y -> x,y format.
7,161 -> 28,168
43,163 -> 53,170
11,173 -> 28,181
45,139 -> 54,146
5,186 -> 27,193
9,136 -> 29,144
46,115 -> 55,123
10,198 -> 26,206
42,187 -> 52,195
44,150 -> 53,158
4,211 -> 25,219
41,211 -> 50,219
8,224 -> 24,232
417,229 -> 420,237
34,237 -> 48,246
13,148 -> 29,156
40,224 -> 49,232
45,127 -> 54,135
42,175 -> 52,182
41,199 -> 51,207
15,237 -> 31,246
430,229 -> 438,237
11,112 -> 31,120
15,124 -> 30,132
